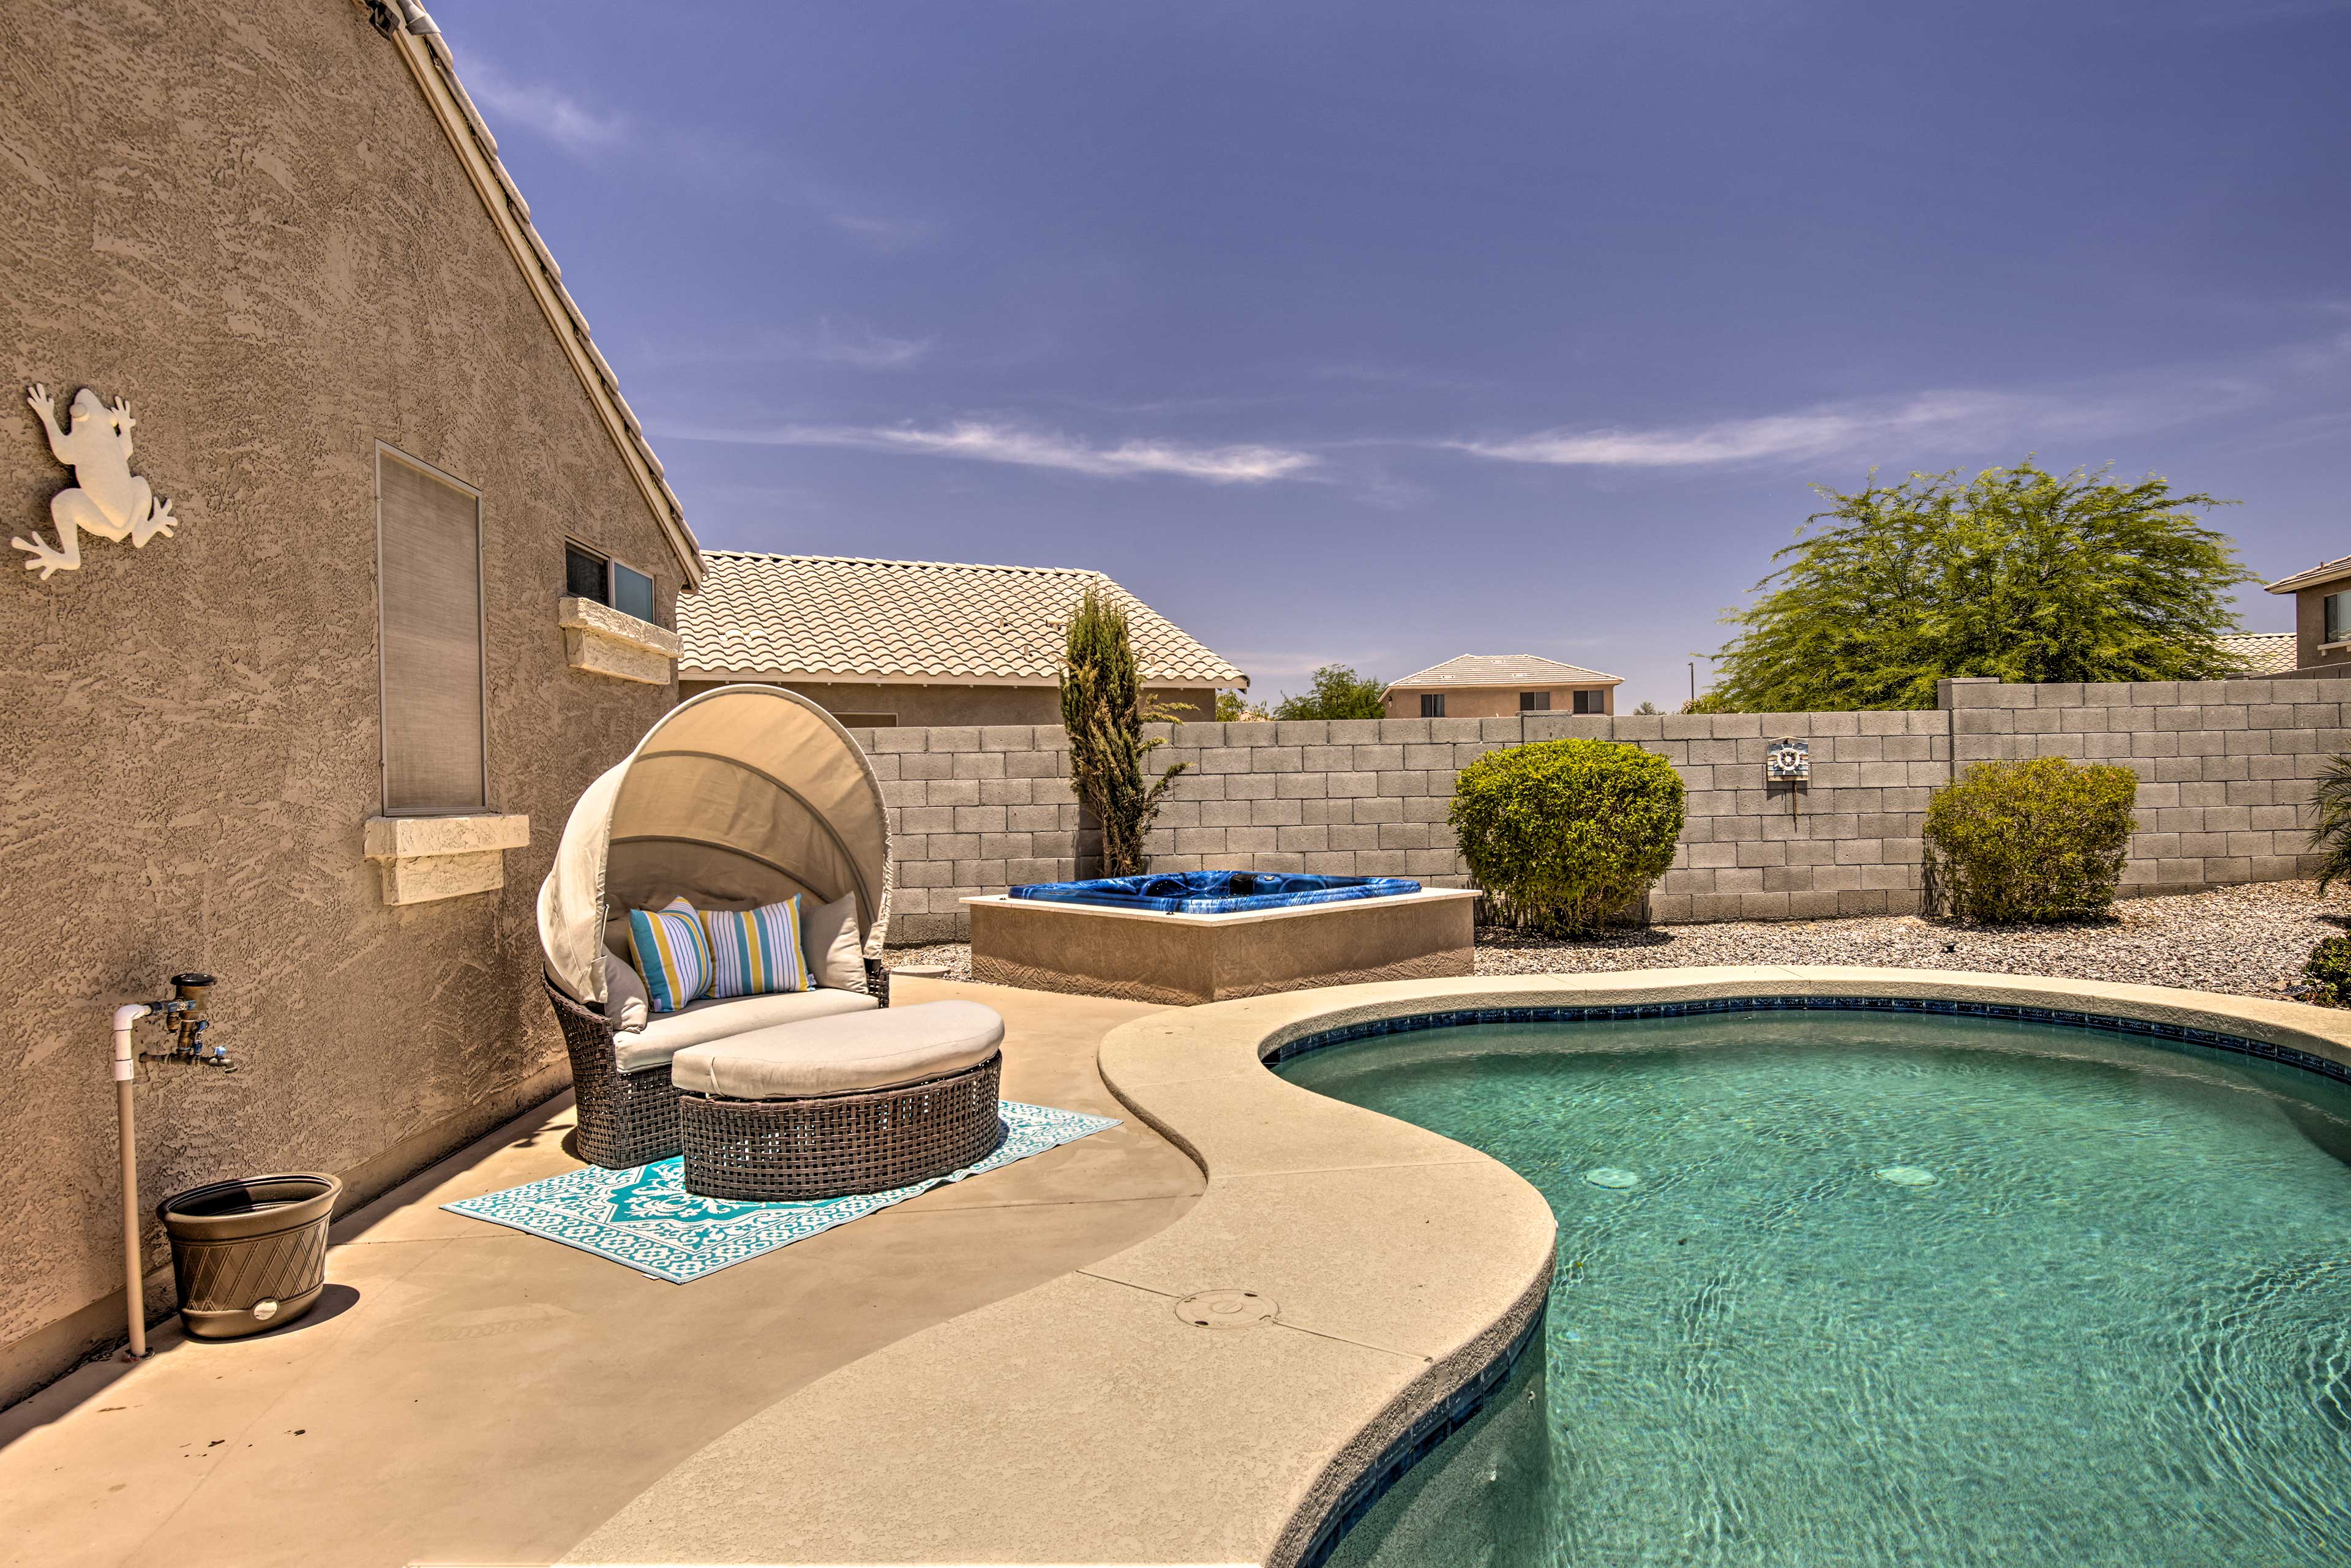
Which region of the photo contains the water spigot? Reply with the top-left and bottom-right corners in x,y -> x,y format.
138,973 -> 233,1070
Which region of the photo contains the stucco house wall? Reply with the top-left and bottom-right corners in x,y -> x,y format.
0,0 -> 689,1404
1379,684 -> 1616,719
2287,571 -> 2351,673
680,678 -> 1216,727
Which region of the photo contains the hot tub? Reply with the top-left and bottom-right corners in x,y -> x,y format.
1007,870 -> 1422,915
967,871 -> 1478,1005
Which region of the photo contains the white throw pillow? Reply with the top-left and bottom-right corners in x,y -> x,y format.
602,950 -> 651,1034
799,893 -> 868,992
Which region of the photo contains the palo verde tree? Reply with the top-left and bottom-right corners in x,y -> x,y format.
1059,586 -> 1187,875
1709,463 -> 2252,711
1271,664 -> 1387,721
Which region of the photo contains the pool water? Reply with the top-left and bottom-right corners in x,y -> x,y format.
1005,869 -> 1420,914
1280,1013 -> 2351,1567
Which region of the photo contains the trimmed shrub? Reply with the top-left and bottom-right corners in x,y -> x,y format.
1450,739 -> 1685,936
2300,936 -> 2351,1007
1921,756 -> 2138,923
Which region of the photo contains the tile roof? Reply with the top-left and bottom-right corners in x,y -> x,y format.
2265,553 -> 2351,594
2213,632 -> 2297,676
1385,653 -> 1623,691
680,553 -> 1249,688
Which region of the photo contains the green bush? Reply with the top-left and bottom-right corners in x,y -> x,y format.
2300,936 -> 2351,1007
1449,739 -> 1685,936
1921,756 -> 2138,923
2306,753 -> 2351,894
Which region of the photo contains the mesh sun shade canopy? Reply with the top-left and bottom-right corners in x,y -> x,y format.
538,686 -> 892,1003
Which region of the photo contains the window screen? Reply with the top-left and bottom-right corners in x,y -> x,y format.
1420,693 -> 1444,718
611,560 -> 656,624
378,451 -> 486,813
564,542 -> 607,601
1520,691 -> 1551,712
1573,689 -> 1605,715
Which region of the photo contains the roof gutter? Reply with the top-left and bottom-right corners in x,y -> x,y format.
361,0 -> 703,590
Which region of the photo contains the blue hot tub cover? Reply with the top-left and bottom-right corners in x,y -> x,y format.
1007,869 -> 1422,915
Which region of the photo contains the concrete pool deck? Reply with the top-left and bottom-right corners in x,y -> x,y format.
8,967 -> 2350,1567
0,979 -> 1201,1568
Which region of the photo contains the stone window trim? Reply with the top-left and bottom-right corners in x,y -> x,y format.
560,595 -> 681,685
363,813 -> 530,906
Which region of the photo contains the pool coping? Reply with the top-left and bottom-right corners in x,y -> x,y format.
564,966 -> 2351,1568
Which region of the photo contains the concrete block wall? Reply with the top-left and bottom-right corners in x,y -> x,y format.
858,678 -> 2337,942
1940,675 -> 2337,896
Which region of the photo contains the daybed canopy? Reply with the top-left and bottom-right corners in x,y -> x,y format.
539,685 -> 892,1003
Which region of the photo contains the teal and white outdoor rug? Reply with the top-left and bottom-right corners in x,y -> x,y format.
444,1101 -> 1119,1283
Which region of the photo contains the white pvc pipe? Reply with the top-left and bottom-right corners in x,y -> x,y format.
113,1003 -> 150,1360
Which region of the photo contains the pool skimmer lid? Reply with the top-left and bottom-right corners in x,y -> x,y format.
1176,1289 -> 1278,1329
1876,1166 -> 1939,1187
1583,1168 -> 1641,1190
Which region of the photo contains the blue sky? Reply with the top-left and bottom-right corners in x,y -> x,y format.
440,0 -> 2349,708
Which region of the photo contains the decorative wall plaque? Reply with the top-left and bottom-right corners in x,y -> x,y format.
1766,737 -> 1810,782
15,384 -> 178,579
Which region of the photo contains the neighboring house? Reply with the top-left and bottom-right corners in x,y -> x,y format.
1,1 -> 696,1403
2212,632 -> 2297,677
1383,654 -> 1623,719
678,552 -> 1247,726
2264,555 -> 2351,673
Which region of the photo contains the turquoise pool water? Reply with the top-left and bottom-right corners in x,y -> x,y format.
1280,1012 -> 2351,1567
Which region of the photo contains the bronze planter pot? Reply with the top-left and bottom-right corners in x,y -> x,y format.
157,1172 -> 342,1340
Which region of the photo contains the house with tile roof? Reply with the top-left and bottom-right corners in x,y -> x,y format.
679,552 -> 1248,726
2264,554 -> 2351,675
0,0 -> 701,1401
1382,654 -> 1624,719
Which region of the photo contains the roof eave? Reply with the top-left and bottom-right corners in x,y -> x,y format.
380,18 -> 702,590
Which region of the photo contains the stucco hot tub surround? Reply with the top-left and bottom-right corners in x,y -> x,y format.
966,880 -> 1480,1004
562,967 -> 2351,1568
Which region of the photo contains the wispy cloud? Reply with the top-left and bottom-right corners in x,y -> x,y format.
1449,367 -> 2296,471
830,213 -> 939,252
465,58 -> 626,154
773,319 -> 932,369
681,420 -> 1319,483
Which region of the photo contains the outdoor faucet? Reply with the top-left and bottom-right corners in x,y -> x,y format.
108,972 -> 231,1361
130,973 -> 233,1073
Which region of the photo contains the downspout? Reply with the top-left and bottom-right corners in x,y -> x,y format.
112,1003 -> 152,1359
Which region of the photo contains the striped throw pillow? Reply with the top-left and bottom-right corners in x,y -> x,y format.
699,896 -> 812,999
628,898 -> 713,1015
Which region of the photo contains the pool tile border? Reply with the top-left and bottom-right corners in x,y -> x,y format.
1266,993 -> 2351,1086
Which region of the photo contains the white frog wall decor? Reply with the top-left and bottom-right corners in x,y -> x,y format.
14,384 -> 179,579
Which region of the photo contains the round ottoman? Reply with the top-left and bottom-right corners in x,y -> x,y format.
670,999 -> 1005,1200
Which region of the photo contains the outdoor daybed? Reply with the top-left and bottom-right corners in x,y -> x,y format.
537,685 -> 912,1168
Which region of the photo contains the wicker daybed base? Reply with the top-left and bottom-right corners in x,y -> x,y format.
546,977 -> 683,1169
678,1052 -> 1005,1201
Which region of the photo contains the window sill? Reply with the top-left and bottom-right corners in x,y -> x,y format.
364,813 -> 530,906
559,596 -> 680,685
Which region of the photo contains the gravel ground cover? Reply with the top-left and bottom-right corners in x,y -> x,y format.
889,880 -> 2347,1005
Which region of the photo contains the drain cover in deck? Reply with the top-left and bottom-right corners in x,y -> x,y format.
1176,1289 -> 1278,1329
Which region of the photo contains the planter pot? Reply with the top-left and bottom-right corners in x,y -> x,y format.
157,1172 -> 342,1340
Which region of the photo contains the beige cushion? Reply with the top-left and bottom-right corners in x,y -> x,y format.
614,987 -> 879,1074
602,951 -> 650,1035
669,1000 -> 1003,1100
800,892 -> 867,992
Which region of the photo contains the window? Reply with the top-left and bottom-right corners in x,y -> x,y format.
2327,590 -> 2351,646
564,541 -> 660,627
1572,689 -> 1606,715
377,448 -> 486,814
1420,693 -> 1445,718
1520,691 -> 1551,712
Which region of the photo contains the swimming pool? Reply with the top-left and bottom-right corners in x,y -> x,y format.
1007,869 -> 1421,914
1278,1007 -> 2351,1567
